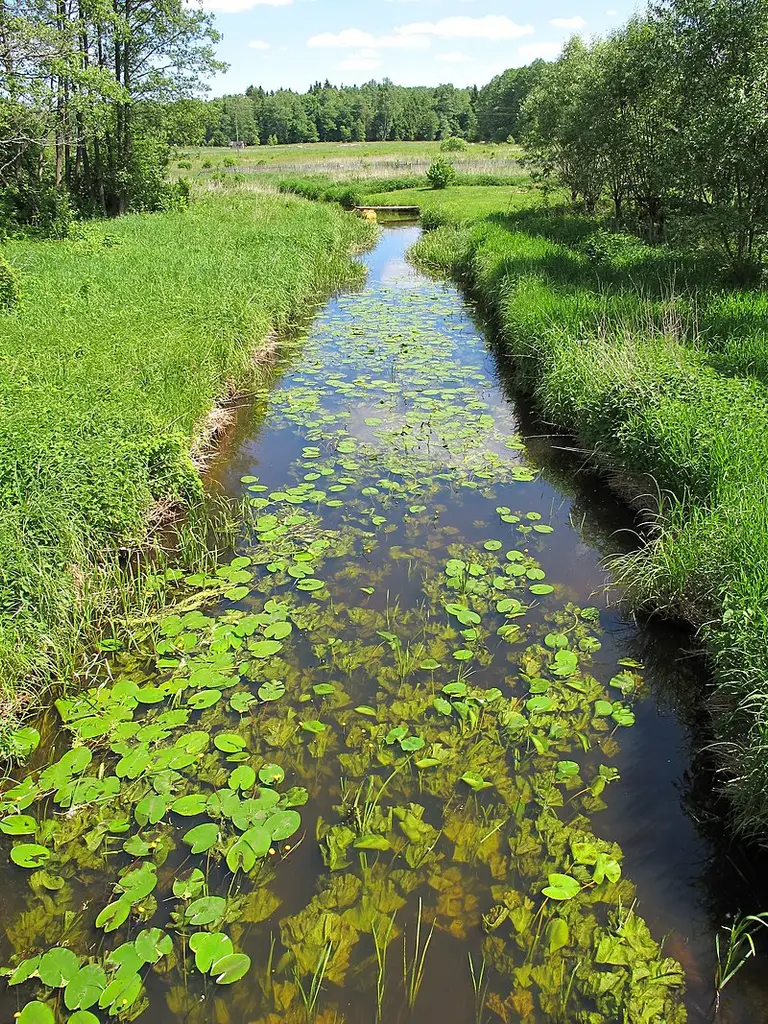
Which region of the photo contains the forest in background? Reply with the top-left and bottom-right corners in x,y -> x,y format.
201,68 -> 545,148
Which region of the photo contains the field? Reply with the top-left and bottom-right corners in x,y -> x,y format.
172,140 -> 524,185
363,183 -> 539,222
0,191 -> 373,753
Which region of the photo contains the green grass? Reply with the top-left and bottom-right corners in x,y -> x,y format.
408,202 -> 768,839
172,140 -> 524,185
0,191 -> 373,749
362,184 -> 539,224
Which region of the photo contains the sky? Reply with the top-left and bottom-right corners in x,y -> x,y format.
200,0 -> 634,96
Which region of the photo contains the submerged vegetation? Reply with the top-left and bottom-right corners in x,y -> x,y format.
0,192 -> 373,749
0,229 -> 687,1023
410,198 -> 768,838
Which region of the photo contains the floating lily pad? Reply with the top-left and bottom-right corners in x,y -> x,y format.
11,843 -> 50,869
258,763 -> 285,785
182,823 -> 219,854
18,1002 -> 55,1024
265,810 -> 301,841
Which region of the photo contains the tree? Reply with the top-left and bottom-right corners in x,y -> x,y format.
0,0 -> 223,226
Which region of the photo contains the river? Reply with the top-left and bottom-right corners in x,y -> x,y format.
1,224 -> 766,1024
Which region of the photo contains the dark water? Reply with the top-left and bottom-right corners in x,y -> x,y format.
1,225 -> 766,1024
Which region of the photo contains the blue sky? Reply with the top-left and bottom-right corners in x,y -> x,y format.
202,0 -> 634,96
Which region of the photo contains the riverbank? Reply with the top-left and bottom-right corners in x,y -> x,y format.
405,199 -> 768,839
0,192 -> 374,756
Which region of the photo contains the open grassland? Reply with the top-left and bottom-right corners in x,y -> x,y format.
404,195 -> 768,837
173,140 -> 524,186
0,192 -> 372,752
363,183 -> 543,223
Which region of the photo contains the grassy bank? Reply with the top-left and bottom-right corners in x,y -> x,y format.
0,192 -> 373,752
406,200 -> 768,837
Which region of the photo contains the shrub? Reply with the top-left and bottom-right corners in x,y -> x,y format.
177,160 -> 192,170
580,229 -> 651,269
222,156 -> 237,168
201,160 -> 212,169
426,158 -> 457,190
440,136 -> 467,153
0,254 -> 20,311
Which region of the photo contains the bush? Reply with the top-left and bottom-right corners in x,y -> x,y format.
277,178 -> 362,210
201,160 -> 212,170
0,255 -> 20,311
440,136 -> 467,153
222,156 -> 237,168
177,160 -> 192,170
426,159 -> 457,190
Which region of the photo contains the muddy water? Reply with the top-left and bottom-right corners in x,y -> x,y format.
1,226 -> 766,1024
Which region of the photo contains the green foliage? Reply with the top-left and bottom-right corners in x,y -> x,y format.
440,136 -> 467,152
2,0 -> 222,222
278,177 -> 363,210
522,2 -> 768,265
205,81 -> 479,147
426,158 -> 457,190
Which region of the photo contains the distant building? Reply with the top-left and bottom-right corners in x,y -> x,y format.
229,141 -> 245,150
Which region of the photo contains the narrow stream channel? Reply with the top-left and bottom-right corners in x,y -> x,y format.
1,225 -> 766,1024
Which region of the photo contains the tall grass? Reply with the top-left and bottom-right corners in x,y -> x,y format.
410,203 -> 768,839
0,192 -> 373,747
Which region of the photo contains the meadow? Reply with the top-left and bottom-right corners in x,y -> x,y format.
173,140 -> 524,186
0,191 -> 373,753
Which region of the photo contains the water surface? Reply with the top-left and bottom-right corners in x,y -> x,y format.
1,225 -> 766,1024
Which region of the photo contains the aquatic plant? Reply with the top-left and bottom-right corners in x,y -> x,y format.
0,228 -> 687,1024
714,912 -> 768,1013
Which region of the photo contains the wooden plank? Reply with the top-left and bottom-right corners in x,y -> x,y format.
354,206 -> 421,213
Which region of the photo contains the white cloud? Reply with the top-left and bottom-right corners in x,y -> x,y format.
309,28 -> 374,48
436,51 -> 472,63
516,40 -> 563,61
247,39 -> 270,49
396,15 -> 534,40
378,33 -> 430,48
203,0 -> 289,11
550,15 -> 586,29
308,27 -> 429,50
338,51 -> 384,71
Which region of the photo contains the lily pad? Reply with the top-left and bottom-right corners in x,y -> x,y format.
258,763 -> 285,785
39,947 -> 80,988
265,809 -> 301,841
64,964 -> 107,1010
11,843 -> 50,869
18,1003 -> 55,1024
542,873 -> 581,901
190,932 -> 233,974
211,953 -> 252,985
181,819 -> 219,854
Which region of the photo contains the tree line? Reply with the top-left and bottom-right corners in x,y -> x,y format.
200,68 -> 547,148
523,0 -> 768,272
0,0 -> 221,231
